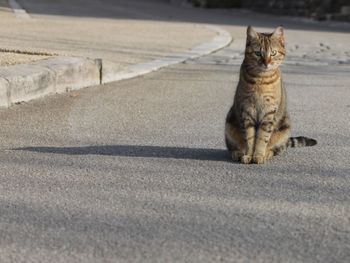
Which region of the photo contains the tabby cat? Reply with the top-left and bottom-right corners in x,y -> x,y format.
225,25 -> 317,164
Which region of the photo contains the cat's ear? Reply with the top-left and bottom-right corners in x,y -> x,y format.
247,25 -> 258,40
272,26 -> 284,45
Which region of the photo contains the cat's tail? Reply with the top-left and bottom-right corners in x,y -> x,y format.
287,136 -> 317,147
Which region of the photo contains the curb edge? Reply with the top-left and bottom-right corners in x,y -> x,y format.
102,25 -> 232,83
0,25 -> 232,108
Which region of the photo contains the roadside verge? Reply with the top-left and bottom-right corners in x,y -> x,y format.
0,25 -> 232,108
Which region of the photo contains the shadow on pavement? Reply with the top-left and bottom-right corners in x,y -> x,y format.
14,145 -> 231,162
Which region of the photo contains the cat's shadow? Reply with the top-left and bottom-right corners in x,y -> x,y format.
14,145 -> 230,162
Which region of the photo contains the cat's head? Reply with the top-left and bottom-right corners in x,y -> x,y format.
244,26 -> 285,72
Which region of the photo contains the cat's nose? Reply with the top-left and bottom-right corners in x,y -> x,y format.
262,56 -> 271,67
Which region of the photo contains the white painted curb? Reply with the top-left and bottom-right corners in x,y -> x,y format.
102,25 -> 232,83
8,0 -> 30,19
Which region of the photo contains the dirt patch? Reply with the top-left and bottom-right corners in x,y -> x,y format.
0,52 -> 51,67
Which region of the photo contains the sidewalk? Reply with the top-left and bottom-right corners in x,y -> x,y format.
0,0 -> 231,107
0,0 -> 216,69
2,0 -> 348,109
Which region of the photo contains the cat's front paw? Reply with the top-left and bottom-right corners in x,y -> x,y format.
241,155 -> 252,164
252,155 -> 266,164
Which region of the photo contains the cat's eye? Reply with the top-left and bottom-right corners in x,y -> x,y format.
254,51 -> 262,56
271,50 -> 277,56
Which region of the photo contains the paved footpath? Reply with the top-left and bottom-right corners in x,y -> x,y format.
0,1 -> 349,262
0,0 -> 231,105
0,0 -> 215,71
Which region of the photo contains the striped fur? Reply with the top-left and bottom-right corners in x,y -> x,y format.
287,136 -> 317,147
225,26 -> 317,164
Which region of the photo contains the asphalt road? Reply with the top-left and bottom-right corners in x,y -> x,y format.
0,40 -> 349,262
1,1 -> 350,262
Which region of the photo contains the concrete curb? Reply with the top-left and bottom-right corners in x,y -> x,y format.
0,57 -> 101,107
0,25 -> 232,108
102,25 -> 232,83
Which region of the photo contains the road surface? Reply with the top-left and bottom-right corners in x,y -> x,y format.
0,0 -> 349,262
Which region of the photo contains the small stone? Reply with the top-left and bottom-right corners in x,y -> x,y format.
70,92 -> 80,98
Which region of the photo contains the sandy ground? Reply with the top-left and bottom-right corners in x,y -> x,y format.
0,52 -> 51,66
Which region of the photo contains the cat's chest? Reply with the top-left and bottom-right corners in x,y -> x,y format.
243,90 -> 280,121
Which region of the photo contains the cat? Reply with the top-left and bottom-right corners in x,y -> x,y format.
225,25 -> 317,164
